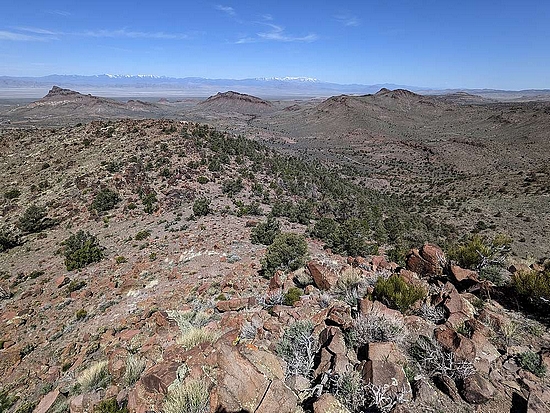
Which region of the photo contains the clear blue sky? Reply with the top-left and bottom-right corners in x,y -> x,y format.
1,0 -> 548,89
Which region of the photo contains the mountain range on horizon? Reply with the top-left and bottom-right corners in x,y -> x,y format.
1,74 -> 550,100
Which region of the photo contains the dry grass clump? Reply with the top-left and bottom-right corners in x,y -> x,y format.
163,379 -> 210,413
177,326 -> 219,350
77,360 -> 110,392
123,354 -> 147,386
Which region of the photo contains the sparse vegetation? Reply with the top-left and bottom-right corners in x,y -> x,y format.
134,229 -> 151,241
513,266 -> 550,305
4,188 -> 21,200
349,311 -> 408,346
0,227 -> 21,252
62,230 -> 105,271
123,354 -> 147,386
94,399 -> 128,413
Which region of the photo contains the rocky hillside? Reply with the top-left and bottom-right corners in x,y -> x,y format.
0,119 -> 549,413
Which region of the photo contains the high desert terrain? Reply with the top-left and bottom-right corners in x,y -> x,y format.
0,87 -> 549,413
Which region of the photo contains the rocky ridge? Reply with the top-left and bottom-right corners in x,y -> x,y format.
0,119 -> 549,413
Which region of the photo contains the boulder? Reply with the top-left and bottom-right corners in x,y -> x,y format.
406,244 -> 446,276
308,261 -> 338,291
216,298 -> 249,312
460,372 -> 495,404
34,390 -> 63,413
450,265 -> 480,288
361,360 -> 411,399
434,326 -> 476,362
313,393 -> 351,413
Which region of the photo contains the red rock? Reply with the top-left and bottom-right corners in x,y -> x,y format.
308,261 -> 338,291
434,326 -> 476,362
55,275 -> 70,288
460,372 -> 495,404
327,305 -> 353,328
216,298 -> 248,312
371,255 -> 390,271
367,342 -> 406,364
450,265 -> 480,286
269,271 -> 284,290
406,244 -> 446,276
313,393 -> 350,413
34,390 -> 61,413
117,329 -> 140,341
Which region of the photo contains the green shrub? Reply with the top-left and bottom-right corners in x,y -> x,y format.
141,192 -> 158,214
261,233 -> 308,278
283,287 -> 303,306
448,234 -> 511,272
373,275 -> 426,313
311,217 -> 338,244
66,280 -> 86,293
18,205 -> 55,233
14,401 -> 36,413
62,231 -> 105,271
250,216 -> 280,245
76,309 -> 87,320
193,198 -> 210,217
197,176 -> 209,184
0,390 -> 19,413
4,188 -> 21,200
91,188 -> 120,213
135,229 -> 151,241
222,178 -> 244,196
517,351 -> 546,377
0,227 -> 21,252
513,268 -> 550,304
115,256 -> 127,264
93,399 -> 128,413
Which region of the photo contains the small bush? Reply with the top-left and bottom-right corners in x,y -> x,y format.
77,360 -> 110,392
372,275 -> 426,313
261,233 -> 308,278
276,320 -> 318,378
141,192 -> 158,214
18,205 -> 55,233
222,178 -> 244,196
513,268 -> 550,304
0,227 -> 21,253
91,188 -> 120,213
197,176 -> 209,184
14,401 -> 36,413
517,351 -> 546,377
333,267 -> 368,307
349,311 -> 407,346
115,256 -> 127,264
448,234 -> 511,272
4,188 -> 21,200
62,231 -> 105,271
250,216 -> 280,245
163,379 -> 210,413
76,309 -> 87,320
193,198 -> 210,217
134,229 -> 151,241
283,287 -> 303,306
94,399 -> 128,413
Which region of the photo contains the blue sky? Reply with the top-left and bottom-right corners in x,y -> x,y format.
1,0 -> 548,89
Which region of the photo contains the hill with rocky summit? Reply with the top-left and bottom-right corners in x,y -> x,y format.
1,119 -> 550,413
3,86 -> 163,126
198,90 -> 275,114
